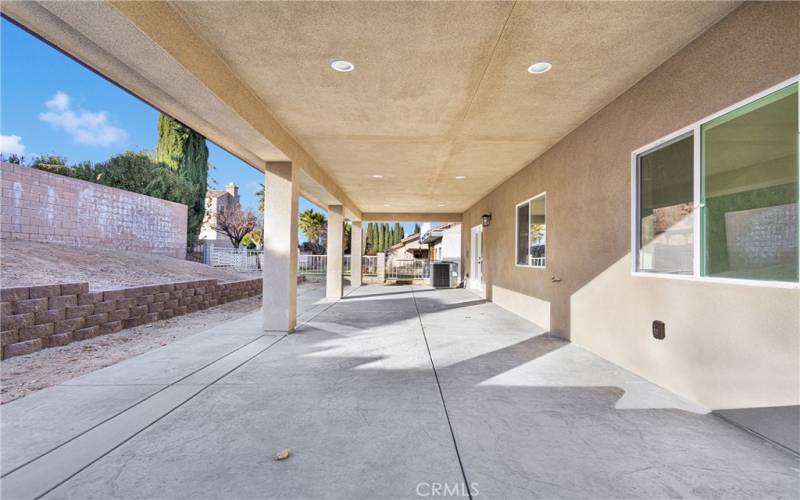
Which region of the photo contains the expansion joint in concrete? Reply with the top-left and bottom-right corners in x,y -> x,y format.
409,286 -> 473,500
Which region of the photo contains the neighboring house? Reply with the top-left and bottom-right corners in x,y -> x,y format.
385,232 -> 428,260
199,182 -> 239,249
420,223 -> 462,262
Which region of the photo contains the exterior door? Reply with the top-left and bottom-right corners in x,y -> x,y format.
470,225 -> 483,293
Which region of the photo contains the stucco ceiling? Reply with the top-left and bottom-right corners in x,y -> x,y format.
168,1 -> 738,214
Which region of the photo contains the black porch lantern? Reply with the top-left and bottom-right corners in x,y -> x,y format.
481,213 -> 492,227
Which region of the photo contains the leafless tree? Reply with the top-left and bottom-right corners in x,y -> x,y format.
214,205 -> 258,249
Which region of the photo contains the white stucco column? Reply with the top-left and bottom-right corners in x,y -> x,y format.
263,161 -> 298,333
350,221 -> 362,288
326,205 -> 344,299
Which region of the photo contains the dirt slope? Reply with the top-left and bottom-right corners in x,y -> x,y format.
1,239 -> 257,291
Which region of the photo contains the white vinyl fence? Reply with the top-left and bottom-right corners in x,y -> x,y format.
209,248 -> 428,281
209,248 -> 263,272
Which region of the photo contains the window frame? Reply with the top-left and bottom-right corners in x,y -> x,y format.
515,192 -> 547,269
630,75 -> 800,289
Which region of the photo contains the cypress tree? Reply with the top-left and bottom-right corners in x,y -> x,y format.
365,223 -> 373,254
383,223 -> 391,250
393,222 -> 402,245
389,226 -> 395,247
414,223 -> 421,235
156,114 -> 209,245
378,224 -> 385,253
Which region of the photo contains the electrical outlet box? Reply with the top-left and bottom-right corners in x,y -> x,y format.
652,320 -> 665,340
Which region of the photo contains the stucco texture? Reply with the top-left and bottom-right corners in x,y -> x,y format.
461,2 -> 800,409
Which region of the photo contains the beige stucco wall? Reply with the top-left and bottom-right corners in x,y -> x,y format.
461,2 -> 800,409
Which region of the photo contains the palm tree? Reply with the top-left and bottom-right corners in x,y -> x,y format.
298,209 -> 327,245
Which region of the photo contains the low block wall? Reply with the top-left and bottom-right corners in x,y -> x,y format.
0,278 -> 261,359
0,162 -> 188,258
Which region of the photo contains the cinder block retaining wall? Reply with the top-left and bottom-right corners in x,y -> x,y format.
0,162 -> 188,258
0,278 -> 261,359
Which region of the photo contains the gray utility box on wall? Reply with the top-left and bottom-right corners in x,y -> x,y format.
432,261 -> 459,288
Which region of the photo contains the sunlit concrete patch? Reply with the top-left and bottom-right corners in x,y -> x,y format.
479,342 -> 708,413
413,286 -> 798,498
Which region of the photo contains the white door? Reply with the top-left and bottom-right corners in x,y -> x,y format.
470,225 -> 483,293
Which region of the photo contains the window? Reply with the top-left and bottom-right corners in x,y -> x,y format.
633,79 -> 799,285
637,135 -> 694,274
516,193 -> 546,267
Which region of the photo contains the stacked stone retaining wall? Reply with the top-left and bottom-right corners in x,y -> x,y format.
0,278 -> 261,358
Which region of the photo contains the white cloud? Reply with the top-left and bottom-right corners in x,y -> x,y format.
45,90 -> 70,111
38,91 -> 127,146
0,135 -> 26,156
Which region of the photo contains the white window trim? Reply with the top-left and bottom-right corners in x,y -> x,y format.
630,74 -> 800,290
515,192 -> 547,269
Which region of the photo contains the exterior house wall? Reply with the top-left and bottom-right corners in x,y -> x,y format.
386,235 -> 427,260
460,3 -> 800,409
0,162 -> 187,258
439,225 -> 462,261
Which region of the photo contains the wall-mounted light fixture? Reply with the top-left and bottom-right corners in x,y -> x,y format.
482,213 -> 492,227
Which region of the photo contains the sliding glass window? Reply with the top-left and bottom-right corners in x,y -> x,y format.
633,80 -> 799,285
701,84 -> 798,282
637,135 -> 694,274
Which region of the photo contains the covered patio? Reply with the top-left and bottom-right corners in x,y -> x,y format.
2,285 -> 796,499
2,2 -> 799,498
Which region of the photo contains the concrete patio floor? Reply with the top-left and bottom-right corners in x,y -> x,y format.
1,285 -> 797,499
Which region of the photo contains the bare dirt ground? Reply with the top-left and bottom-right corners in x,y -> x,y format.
0,239 -> 254,290
0,295 -> 262,404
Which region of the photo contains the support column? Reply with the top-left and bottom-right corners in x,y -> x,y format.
350,221 -> 362,288
263,161 -> 298,333
326,205 -> 344,299
376,252 -> 386,283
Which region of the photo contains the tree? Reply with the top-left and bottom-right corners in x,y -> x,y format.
377,224 -> 385,253
214,205 -> 258,249
31,151 -> 196,209
5,154 -> 24,164
256,183 -> 265,214
344,222 -> 352,254
393,222 -> 403,245
414,223 -> 421,235
365,223 -> 373,254
299,209 -> 327,246
156,114 -> 209,245
372,223 -> 379,253
242,227 -> 263,250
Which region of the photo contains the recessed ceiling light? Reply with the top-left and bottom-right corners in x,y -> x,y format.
455,175 -> 466,180
383,203 -> 390,207
438,203 -> 445,207
527,62 -> 552,74
331,60 -> 355,72
371,174 -> 383,178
